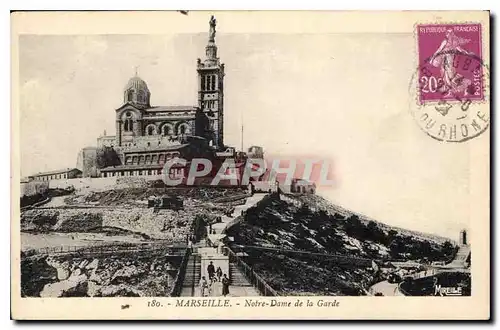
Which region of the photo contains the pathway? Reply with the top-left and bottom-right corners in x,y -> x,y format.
233,244 -> 373,266
179,243 -> 261,297
447,245 -> 471,268
211,193 -> 267,236
43,196 -> 68,207
180,194 -> 268,297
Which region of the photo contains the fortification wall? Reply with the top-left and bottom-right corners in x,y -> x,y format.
49,177 -> 118,191
47,175 -> 165,192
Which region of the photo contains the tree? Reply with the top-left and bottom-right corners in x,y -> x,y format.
367,221 -> 377,232
388,229 -> 398,240
96,146 -> 120,168
344,215 -> 367,240
442,241 -> 455,256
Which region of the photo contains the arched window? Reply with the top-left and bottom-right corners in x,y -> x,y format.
123,112 -> 133,132
124,120 -> 130,131
177,123 -> 189,135
137,90 -> 145,103
211,75 -> 216,90
146,124 -> 157,136
162,125 -> 171,136
127,90 -> 134,102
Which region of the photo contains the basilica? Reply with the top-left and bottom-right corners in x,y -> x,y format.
80,16 -> 233,179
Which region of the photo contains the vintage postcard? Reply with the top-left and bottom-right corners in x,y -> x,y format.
11,11 -> 490,320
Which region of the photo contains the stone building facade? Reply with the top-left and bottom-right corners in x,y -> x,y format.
30,168 -> 82,182
26,16 -> 270,186
92,16 -> 225,178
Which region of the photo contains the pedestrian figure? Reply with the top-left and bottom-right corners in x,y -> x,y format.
188,240 -> 193,253
199,276 -> 209,297
222,274 -> 230,297
207,261 -> 215,281
207,279 -> 213,296
216,266 -> 223,282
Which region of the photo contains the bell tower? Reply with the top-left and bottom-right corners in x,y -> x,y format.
197,15 -> 225,148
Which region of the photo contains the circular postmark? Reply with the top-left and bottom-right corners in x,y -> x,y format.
409,50 -> 490,143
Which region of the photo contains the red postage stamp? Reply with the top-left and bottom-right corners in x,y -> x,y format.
416,23 -> 483,104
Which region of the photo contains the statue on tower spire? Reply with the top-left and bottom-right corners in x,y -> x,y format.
209,15 -> 217,42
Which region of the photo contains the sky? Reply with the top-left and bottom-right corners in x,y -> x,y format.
18,25 -> 479,240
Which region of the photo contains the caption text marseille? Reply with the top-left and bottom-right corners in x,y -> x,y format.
171,298 -> 340,308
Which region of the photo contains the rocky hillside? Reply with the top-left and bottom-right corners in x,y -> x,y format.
226,193 -> 456,296
21,251 -> 181,297
21,187 -> 246,241
22,208 -> 193,241
64,187 -> 246,206
295,194 -> 451,244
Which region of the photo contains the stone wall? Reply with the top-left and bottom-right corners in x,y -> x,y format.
47,175 -> 164,192
76,147 -> 98,178
21,181 -> 50,197
49,177 -> 118,191
115,176 -> 163,189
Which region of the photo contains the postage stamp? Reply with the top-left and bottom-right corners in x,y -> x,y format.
409,23 -> 490,142
417,23 -> 483,104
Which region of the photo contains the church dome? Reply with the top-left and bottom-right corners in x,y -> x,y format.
123,75 -> 150,107
125,76 -> 150,93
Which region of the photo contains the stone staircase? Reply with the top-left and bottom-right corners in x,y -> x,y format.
228,262 -> 261,296
229,262 -> 252,286
448,245 -> 471,267
180,254 -> 201,296
455,245 -> 471,261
